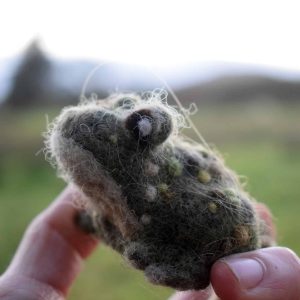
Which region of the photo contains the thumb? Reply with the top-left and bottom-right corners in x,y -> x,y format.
211,247 -> 300,300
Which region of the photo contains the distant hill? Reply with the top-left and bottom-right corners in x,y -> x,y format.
2,41 -> 300,108
176,75 -> 300,104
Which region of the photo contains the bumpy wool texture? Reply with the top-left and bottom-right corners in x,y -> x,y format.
46,91 -> 275,291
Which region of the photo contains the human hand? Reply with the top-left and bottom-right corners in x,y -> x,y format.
0,186 -> 98,299
2,188 -> 299,300
170,247 -> 300,300
171,204 -> 300,300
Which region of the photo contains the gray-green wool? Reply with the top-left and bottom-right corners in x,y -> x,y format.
46,92 -> 274,291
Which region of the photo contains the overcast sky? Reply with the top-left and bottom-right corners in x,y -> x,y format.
1,0 -> 300,70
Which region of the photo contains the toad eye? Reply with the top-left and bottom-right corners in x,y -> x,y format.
115,97 -> 136,110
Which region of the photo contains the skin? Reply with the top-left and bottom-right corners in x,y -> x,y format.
0,186 -> 299,300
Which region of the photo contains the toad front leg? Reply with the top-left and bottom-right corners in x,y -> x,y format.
76,210 -> 125,252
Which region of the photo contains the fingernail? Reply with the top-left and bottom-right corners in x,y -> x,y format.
224,258 -> 265,289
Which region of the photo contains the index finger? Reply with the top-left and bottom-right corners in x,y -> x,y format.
3,185 -> 99,297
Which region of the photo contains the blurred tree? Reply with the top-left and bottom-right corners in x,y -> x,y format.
5,40 -> 52,108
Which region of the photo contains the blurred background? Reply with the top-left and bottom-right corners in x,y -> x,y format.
1,1 -> 300,299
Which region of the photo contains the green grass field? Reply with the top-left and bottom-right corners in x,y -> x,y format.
0,103 -> 299,299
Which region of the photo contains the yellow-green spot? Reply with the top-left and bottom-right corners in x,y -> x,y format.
158,183 -> 173,200
224,188 -> 236,198
198,170 -> 211,183
159,183 -> 169,193
109,134 -> 118,144
208,202 -> 218,214
224,188 -> 240,205
168,157 -> 183,177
